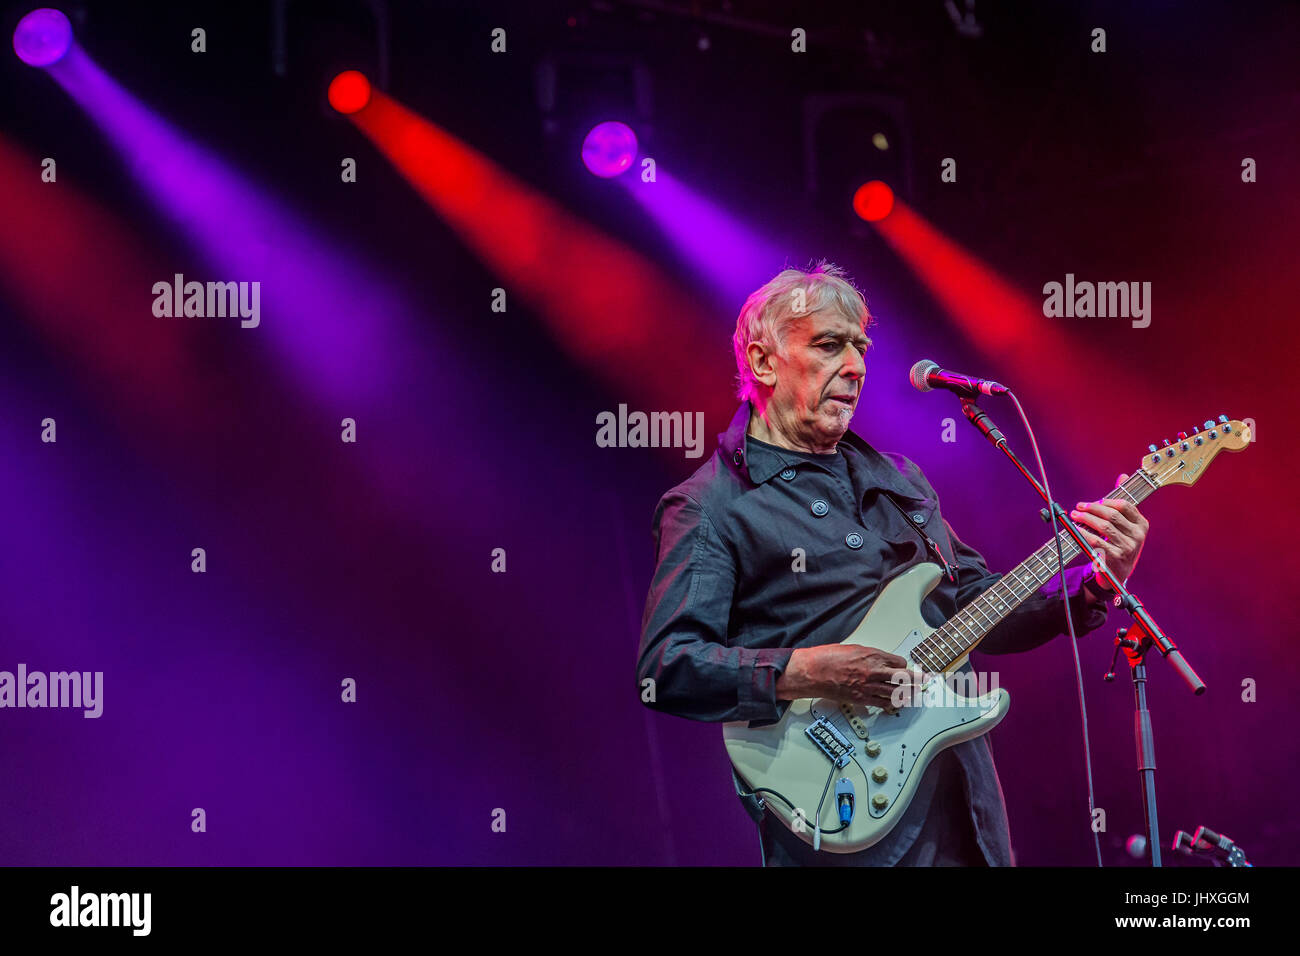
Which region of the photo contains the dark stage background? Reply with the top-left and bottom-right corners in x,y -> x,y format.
1,0 -> 1297,866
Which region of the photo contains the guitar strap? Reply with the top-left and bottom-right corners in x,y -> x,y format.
880,493 -> 957,582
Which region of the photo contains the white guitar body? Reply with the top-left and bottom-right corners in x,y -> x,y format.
723,562 -> 1010,854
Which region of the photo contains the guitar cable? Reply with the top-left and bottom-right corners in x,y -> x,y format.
733,764 -> 852,863
739,745 -> 877,859
735,777 -> 848,836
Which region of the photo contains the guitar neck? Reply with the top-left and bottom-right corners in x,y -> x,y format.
910,470 -> 1158,673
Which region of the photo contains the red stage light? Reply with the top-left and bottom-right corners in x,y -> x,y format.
853,180 -> 895,222
328,71 -> 371,114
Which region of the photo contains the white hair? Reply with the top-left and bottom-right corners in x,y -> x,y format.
732,260 -> 873,401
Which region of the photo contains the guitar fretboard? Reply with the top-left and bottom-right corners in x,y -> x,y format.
908,470 -> 1158,673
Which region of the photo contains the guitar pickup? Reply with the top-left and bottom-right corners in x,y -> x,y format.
839,702 -> 871,739
806,717 -> 854,768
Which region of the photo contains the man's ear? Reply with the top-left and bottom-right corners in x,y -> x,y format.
747,340 -> 778,389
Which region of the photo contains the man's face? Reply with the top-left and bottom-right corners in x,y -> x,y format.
764,309 -> 869,447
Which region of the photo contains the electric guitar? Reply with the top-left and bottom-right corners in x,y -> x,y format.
724,416 -> 1252,852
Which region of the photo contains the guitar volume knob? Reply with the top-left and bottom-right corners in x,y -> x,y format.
865,741 -> 882,758
871,794 -> 890,810
871,766 -> 889,783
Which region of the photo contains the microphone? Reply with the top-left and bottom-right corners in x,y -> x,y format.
909,360 -> 1008,398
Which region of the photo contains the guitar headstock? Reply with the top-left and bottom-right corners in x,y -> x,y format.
1138,415 -> 1252,489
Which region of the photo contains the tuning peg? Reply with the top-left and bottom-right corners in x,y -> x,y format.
1176,431 -> 1187,440
1218,414 -> 1228,423
1148,443 -> 1159,453
1163,438 -> 1172,447
1203,420 -> 1215,430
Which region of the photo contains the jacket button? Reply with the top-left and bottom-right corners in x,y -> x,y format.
810,499 -> 829,517
733,450 -> 743,464
845,532 -> 864,549
780,468 -> 796,481
911,513 -> 925,524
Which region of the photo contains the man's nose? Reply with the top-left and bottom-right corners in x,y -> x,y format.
842,350 -> 865,379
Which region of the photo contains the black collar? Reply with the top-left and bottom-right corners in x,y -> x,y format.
718,401 -> 928,502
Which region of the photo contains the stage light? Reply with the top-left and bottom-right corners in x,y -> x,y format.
871,132 -> 889,151
328,70 -> 371,114
581,121 -> 637,178
13,8 -> 72,67
853,180 -> 895,222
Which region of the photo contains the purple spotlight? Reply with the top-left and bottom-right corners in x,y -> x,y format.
13,8 -> 72,67
581,121 -> 637,178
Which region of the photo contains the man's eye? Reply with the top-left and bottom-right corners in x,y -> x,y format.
818,342 -> 839,351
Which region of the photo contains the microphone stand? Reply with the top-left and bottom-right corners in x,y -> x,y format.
1104,627 -> 1164,865
959,398 -> 1206,867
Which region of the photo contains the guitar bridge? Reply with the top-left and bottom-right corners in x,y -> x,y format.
805,717 -> 854,768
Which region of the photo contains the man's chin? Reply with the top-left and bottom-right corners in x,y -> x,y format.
821,405 -> 856,436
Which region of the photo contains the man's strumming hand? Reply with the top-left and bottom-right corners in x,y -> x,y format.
777,644 -> 929,713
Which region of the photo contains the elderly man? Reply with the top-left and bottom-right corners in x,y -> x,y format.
637,261 -> 1149,866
